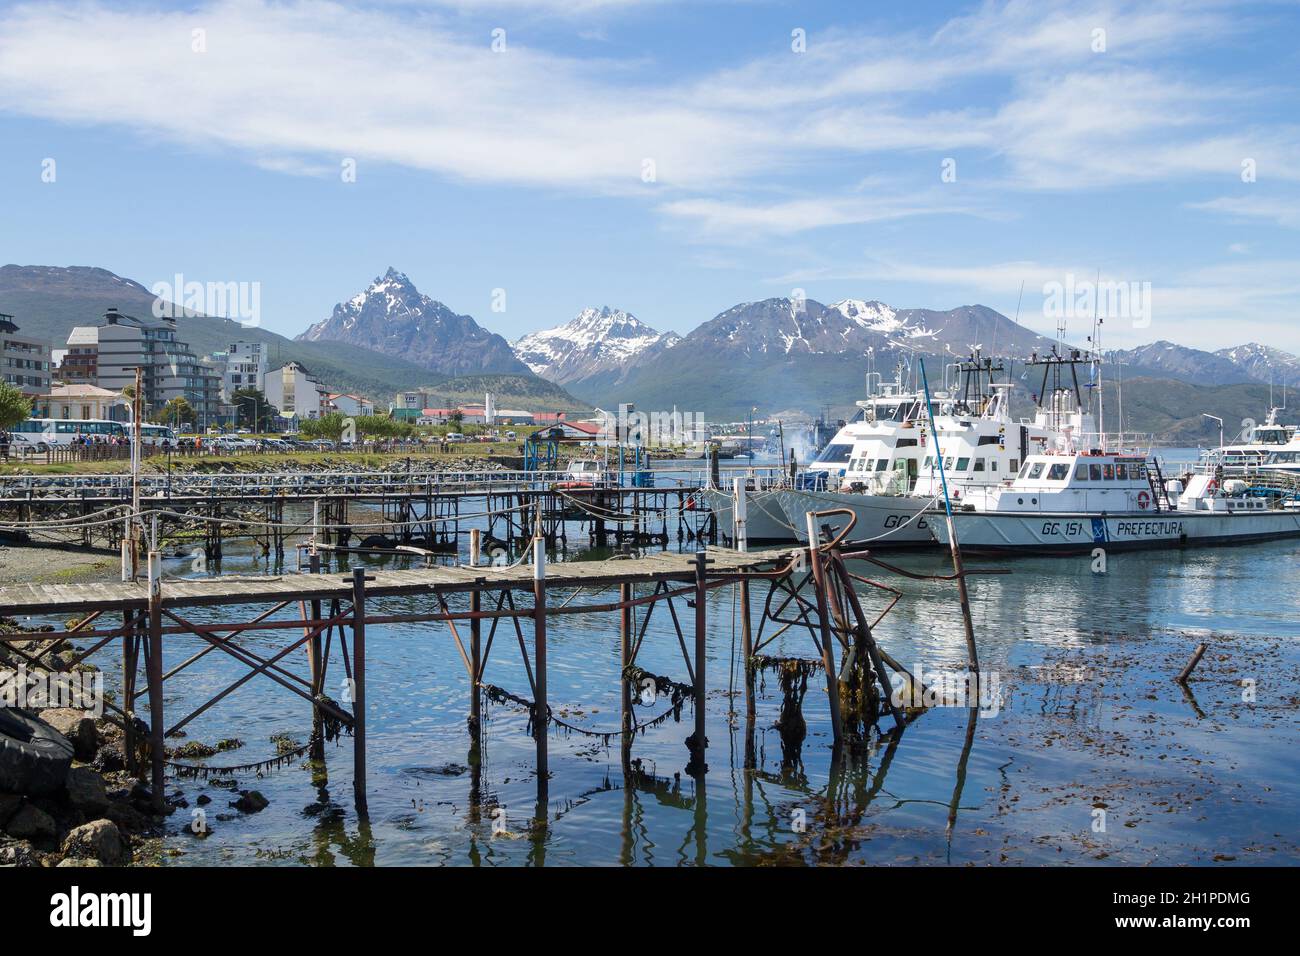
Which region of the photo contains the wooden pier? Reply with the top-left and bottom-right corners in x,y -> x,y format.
0,511 -> 959,830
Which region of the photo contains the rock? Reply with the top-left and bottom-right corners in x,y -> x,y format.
0,837 -> 39,866
91,743 -> 127,773
196,794 -> 211,806
39,709 -> 100,761
231,790 -> 269,813
104,801 -> 150,834
57,857 -> 103,867
0,792 -> 20,827
170,741 -> 216,759
5,803 -> 56,841
61,819 -> 128,865
65,766 -> 110,815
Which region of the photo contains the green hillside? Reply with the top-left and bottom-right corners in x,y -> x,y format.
0,265 -> 584,409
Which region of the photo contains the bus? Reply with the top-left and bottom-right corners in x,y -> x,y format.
10,418 -> 128,449
139,424 -> 179,447
7,419 -> 179,453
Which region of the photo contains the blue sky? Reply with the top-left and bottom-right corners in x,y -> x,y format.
1,0 -> 1298,352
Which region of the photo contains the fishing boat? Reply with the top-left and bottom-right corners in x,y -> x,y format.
929,452 -> 1300,554
772,349 -> 1099,547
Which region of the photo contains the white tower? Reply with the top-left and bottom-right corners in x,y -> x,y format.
484,391 -> 495,425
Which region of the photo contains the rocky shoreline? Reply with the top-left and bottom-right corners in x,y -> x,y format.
1,630 -> 162,866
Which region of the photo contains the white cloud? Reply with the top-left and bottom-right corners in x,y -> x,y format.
0,0 -> 1291,207
1189,196 -> 1300,229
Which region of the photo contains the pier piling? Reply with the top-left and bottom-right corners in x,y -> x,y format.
350,567 -> 368,814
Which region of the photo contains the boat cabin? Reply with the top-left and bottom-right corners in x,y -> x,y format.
962,453 -> 1270,515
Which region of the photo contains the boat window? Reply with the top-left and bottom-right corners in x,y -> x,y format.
956,457 -> 970,471
1075,464 -> 1089,480
973,458 -> 985,472
876,459 -> 889,472
977,435 -> 1002,446
944,457 -> 954,470
896,438 -> 918,448
1115,463 -> 1128,480
1028,462 -> 1045,479
1089,463 -> 1103,481
1047,463 -> 1069,481
815,443 -> 853,464
1102,464 -> 1115,480
1008,459 -> 1017,473
923,456 -> 933,468
991,460 -> 999,471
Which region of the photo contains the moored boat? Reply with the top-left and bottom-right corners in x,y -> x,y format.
930,452 -> 1300,554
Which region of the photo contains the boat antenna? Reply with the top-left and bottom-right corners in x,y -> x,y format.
1091,268 -> 1105,452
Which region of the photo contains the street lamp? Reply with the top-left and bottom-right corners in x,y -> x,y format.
1202,414 -> 1224,450
236,395 -> 259,435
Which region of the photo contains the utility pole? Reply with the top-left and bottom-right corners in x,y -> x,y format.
130,366 -> 143,580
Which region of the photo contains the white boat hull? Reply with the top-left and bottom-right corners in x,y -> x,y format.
931,509 -> 1300,553
700,488 -> 798,543
771,489 -> 938,547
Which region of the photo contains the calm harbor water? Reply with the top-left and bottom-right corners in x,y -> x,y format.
37,455 -> 1300,866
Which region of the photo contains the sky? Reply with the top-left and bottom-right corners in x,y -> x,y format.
1,0 -> 1298,353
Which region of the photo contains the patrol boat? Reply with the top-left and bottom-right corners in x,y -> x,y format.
771,349 -> 1098,547
929,453 -> 1300,554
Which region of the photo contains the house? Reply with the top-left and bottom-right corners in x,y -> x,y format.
418,406 -> 487,425
325,392 -> 375,418
32,384 -> 124,421
493,409 -> 535,425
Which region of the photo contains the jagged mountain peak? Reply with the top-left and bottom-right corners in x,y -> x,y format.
512,305 -> 679,385
296,269 -> 527,377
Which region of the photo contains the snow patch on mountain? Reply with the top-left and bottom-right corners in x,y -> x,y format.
513,306 -> 678,382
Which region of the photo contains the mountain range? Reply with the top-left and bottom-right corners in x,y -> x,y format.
5,263 -> 1299,440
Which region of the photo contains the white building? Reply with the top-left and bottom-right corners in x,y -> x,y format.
209,340 -> 268,401
261,362 -> 326,424
325,392 -> 375,418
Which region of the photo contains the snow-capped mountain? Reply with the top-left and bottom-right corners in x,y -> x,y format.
675,297 -> 1043,358
513,306 -> 680,385
829,298 -> 936,338
1215,342 -> 1300,388
297,268 -> 527,376
1110,340 -> 1300,388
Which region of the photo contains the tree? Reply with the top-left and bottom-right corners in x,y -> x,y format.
0,382 -> 31,430
298,412 -> 347,441
158,396 -> 195,428
231,387 -> 277,431
449,409 -> 464,428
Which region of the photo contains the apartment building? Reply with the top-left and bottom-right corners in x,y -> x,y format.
61,326 -> 100,384
1,313 -> 52,396
94,308 -> 221,425
261,361 -> 326,423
